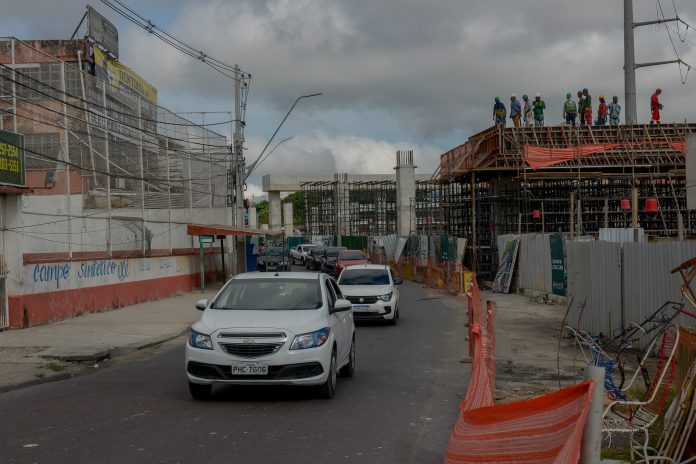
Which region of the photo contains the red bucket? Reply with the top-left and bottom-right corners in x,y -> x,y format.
645,198 -> 659,212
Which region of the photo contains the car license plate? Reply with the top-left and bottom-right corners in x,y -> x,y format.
231,362 -> 269,375
352,305 -> 370,311
266,266 -> 277,271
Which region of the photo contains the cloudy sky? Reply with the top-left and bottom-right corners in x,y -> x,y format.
3,0 -> 696,198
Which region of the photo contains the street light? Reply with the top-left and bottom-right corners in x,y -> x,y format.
246,136 -> 294,178
245,92 -> 322,181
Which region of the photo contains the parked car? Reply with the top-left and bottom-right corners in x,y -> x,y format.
337,264 -> 402,325
186,272 -> 355,399
320,247 -> 347,275
290,244 -> 315,266
333,250 -> 370,278
256,247 -> 289,272
306,246 -> 327,271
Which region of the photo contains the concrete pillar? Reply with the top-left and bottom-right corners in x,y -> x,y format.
283,202 -> 293,238
687,134 -> 696,210
248,205 -> 257,228
269,191 -> 282,231
395,150 -> 416,237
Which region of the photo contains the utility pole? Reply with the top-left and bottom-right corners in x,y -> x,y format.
232,64 -> 246,276
624,0 -> 682,124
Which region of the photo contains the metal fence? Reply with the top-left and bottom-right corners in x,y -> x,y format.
567,240 -> 696,340
0,38 -> 229,259
497,233 -> 554,294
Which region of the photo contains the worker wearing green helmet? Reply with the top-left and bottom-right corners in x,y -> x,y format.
608,96 -> 621,126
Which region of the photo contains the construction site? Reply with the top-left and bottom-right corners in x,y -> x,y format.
299,123 -> 695,280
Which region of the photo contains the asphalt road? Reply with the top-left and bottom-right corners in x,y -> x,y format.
0,278 -> 469,464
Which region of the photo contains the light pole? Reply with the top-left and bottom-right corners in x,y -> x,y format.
244,93 -> 322,182
246,136 -> 294,178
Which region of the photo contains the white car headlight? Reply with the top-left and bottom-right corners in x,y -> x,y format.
189,328 -> 213,350
290,328 -> 330,350
379,292 -> 393,301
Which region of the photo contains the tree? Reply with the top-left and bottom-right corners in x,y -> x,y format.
255,200 -> 269,225
283,191 -> 305,226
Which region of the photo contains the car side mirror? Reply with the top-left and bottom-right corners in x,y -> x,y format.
331,298 -> 352,314
394,278 -> 403,285
195,299 -> 209,311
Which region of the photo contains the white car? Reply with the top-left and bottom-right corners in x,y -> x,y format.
290,244 -> 316,266
337,264 -> 402,324
186,272 -> 355,399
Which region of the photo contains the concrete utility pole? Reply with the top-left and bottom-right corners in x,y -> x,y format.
231,64 -> 246,275
624,0 -> 682,124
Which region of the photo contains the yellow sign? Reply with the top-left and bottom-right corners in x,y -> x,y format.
93,45 -> 158,104
0,129 -> 25,187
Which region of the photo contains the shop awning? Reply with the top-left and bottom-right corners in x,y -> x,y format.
187,223 -> 283,237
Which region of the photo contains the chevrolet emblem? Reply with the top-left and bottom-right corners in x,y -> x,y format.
359,298 -> 364,303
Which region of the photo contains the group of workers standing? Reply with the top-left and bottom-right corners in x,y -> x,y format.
493,88 -> 663,128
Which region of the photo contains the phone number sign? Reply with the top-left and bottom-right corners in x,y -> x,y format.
0,129 -> 26,187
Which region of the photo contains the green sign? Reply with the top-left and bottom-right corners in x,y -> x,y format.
550,233 -> 567,296
0,129 -> 25,187
199,235 -> 214,244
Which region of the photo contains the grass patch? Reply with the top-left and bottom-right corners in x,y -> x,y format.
41,361 -> 65,372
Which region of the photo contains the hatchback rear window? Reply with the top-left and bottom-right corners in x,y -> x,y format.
211,279 -> 322,310
338,269 -> 390,285
339,251 -> 366,260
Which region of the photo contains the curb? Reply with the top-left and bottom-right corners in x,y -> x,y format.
0,328 -> 190,394
0,371 -> 72,394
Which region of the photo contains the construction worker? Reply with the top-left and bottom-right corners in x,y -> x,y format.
608,96 -> 621,126
533,93 -> 546,127
577,90 -> 586,125
582,88 -> 593,125
563,93 -> 577,126
493,97 -> 507,127
595,95 -> 608,125
650,88 -> 663,125
510,94 -> 521,128
522,94 -> 533,127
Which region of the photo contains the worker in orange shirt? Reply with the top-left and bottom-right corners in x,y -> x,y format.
650,88 -> 663,125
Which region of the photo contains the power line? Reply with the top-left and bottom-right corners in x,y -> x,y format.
0,64 -> 232,150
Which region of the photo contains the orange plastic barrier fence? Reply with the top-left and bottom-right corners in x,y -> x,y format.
446,277 -> 594,463
445,381 -> 595,464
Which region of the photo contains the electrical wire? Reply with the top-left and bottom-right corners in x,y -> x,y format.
0,66 -> 234,150
656,0 -> 694,84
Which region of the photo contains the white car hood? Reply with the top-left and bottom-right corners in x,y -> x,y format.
194,308 -> 328,336
339,284 -> 392,296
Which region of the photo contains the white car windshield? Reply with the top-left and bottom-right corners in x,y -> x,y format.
211,279 -> 322,310
339,269 -> 390,285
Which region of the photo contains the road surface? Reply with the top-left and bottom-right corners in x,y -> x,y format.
0,279 -> 468,464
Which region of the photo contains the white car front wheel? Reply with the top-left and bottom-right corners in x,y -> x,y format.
319,349 -> 337,399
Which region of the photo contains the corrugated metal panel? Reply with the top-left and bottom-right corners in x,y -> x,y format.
497,233 -> 552,293
599,228 -> 645,243
567,241 -> 622,336
623,242 -> 696,334
518,234 -> 552,293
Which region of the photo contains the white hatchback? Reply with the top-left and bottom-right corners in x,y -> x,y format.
185,272 -> 355,399
337,264 -> 402,324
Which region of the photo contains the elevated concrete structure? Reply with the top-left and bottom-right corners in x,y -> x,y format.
262,173 -> 432,235
395,150 -> 416,237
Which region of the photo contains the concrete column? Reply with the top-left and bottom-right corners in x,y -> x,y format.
687,134 -> 696,210
395,150 -> 416,237
269,191 -> 282,231
248,205 -> 257,228
283,202 -> 294,238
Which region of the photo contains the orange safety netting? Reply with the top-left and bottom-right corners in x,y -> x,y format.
445,278 -> 595,463
524,141 -> 685,170
445,381 -> 595,464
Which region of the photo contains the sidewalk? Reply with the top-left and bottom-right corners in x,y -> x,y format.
0,283 -> 223,393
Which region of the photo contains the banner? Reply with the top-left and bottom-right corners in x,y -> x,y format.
492,238 -> 519,293
93,45 -> 157,104
0,129 -> 26,187
549,233 -> 567,296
